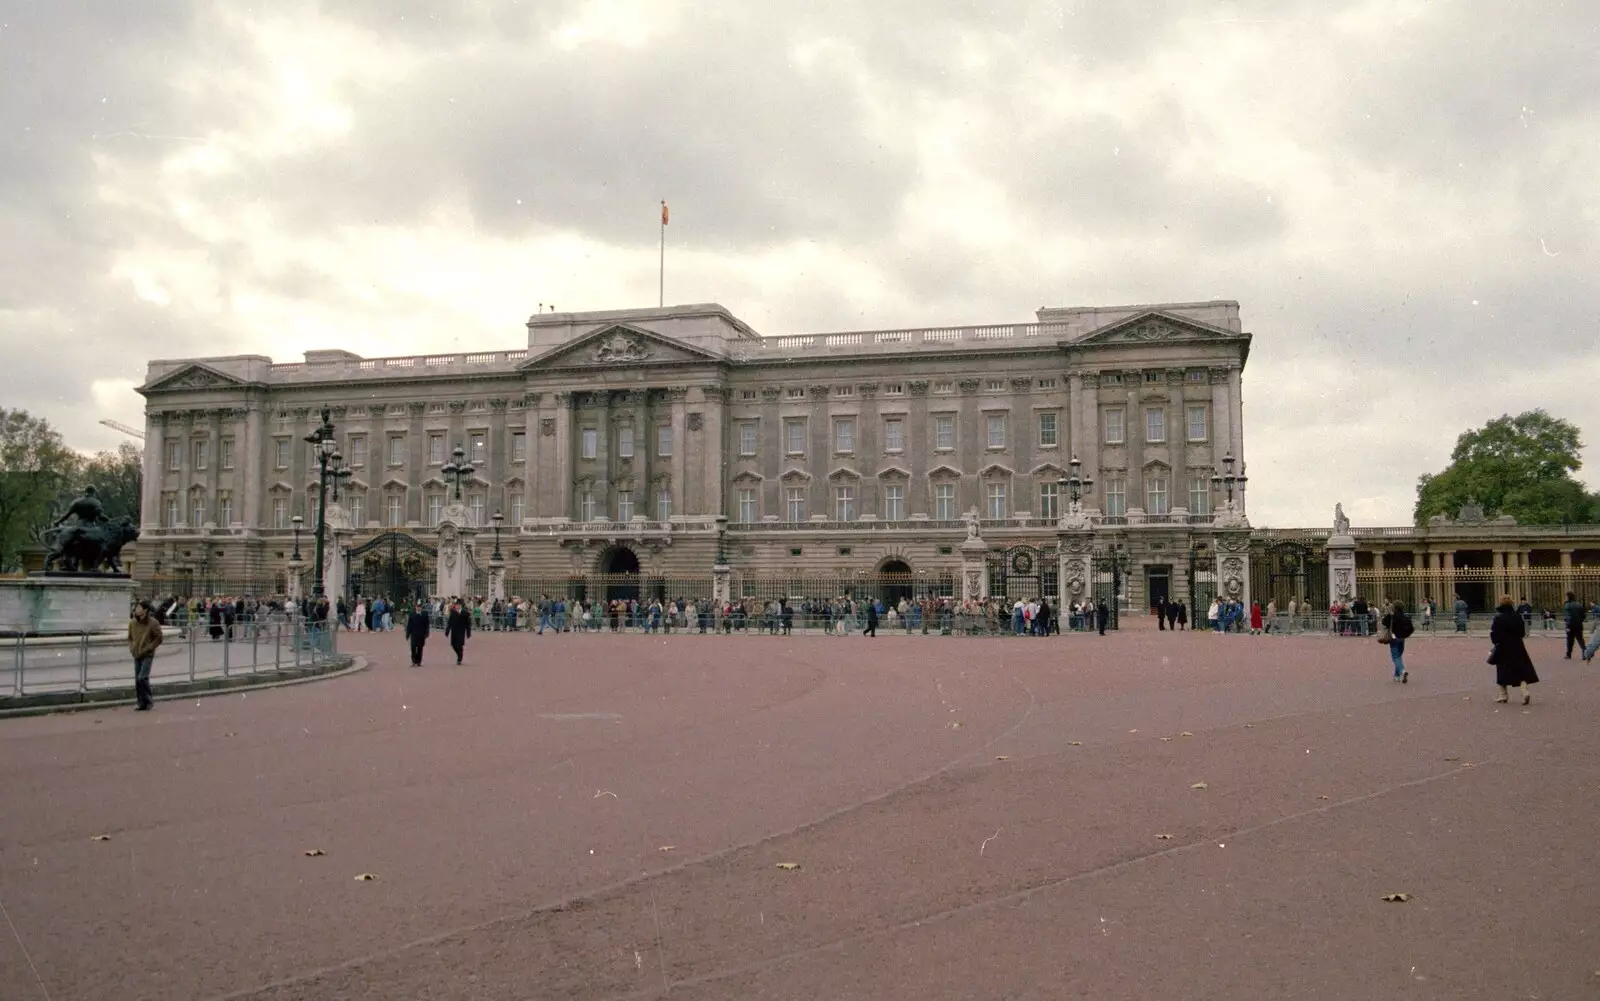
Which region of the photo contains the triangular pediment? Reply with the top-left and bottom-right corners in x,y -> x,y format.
876,464 -> 911,481
139,362 -> 251,394
927,464 -> 962,479
779,467 -> 811,482
1075,310 -> 1241,345
519,323 -> 723,372
979,462 -> 1015,478
1029,462 -> 1065,477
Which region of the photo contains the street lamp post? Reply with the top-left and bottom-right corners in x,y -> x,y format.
441,444 -> 474,504
491,511 -> 504,561
290,515 -> 303,562
1210,451 -> 1248,514
302,408 -> 340,598
1056,455 -> 1095,519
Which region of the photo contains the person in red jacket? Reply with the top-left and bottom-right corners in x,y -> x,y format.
1249,601 -> 1264,634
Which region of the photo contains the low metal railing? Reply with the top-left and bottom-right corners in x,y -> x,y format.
3,614 -> 340,700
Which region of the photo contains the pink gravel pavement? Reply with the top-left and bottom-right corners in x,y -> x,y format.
1,625 -> 1597,1000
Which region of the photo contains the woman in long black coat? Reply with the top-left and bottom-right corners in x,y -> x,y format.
1490,595 -> 1539,705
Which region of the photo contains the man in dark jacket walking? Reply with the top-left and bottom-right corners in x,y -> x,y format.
404,604 -> 430,666
1095,598 -> 1109,635
1563,591 -> 1587,659
445,599 -> 472,665
864,599 -> 878,637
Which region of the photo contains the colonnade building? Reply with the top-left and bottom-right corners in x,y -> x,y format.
135,300 -> 1254,606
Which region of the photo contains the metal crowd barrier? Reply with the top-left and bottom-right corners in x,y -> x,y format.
3,613 -> 340,700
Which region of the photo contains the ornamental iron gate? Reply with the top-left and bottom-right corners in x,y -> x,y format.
347,532 -> 437,604
986,545 -> 1057,602
1251,540 -> 1328,613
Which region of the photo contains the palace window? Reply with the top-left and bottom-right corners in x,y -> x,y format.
581,428 -> 598,459
428,434 -> 445,465
934,415 -> 955,450
986,482 -> 1007,519
1037,377 -> 1058,390
1188,370 -> 1207,382
387,435 -> 405,465
385,494 -> 403,527
934,482 -> 956,521
220,436 -> 235,469
834,385 -> 854,398
933,381 -> 955,394
1039,481 -> 1060,520
785,420 -> 806,455
189,490 -> 206,528
509,493 -> 524,525
347,493 -> 364,527
1186,405 -> 1208,441
884,418 -> 904,452
786,387 -> 805,399
426,494 -> 443,527
1105,477 -> 1126,517
739,422 -> 757,456
269,496 -> 285,530
192,439 -> 209,470
1145,408 -> 1166,443
617,427 -> 633,459
217,491 -> 234,526
986,415 -> 1007,449
469,431 -> 486,464
884,383 -> 904,396
834,484 -> 855,521
166,441 -> 182,471
786,487 -> 806,522
468,492 -> 485,527
657,425 -> 673,457
737,488 -> 757,523
656,488 -> 672,521
1189,476 -> 1211,516
511,431 -> 527,462
1103,408 -> 1126,445
1038,412 -> 1058,447
1147,476 -> 1169,515
834,418 -> 855,454
739,389 -> 757,401
347,435 -> 364,468
884,484 -> 904,521
1144,371 -> 1161,384
617,490 -> 634,522
1103,373 -> 1123,385
985,379 -> 1005,392
580,490 -> 597,521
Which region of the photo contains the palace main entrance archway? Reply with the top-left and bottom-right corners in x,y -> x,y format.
876,558 -> 914,606
600,545 -> 641,602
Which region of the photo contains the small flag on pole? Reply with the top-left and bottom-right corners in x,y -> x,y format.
661,201 -> 669,226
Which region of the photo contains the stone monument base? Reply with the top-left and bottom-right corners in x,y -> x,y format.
0,575 -> 136,637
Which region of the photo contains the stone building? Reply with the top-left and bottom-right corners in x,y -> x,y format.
135,299 -> 1258,608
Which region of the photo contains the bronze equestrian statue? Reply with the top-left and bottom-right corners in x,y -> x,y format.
42,486 -> 140,574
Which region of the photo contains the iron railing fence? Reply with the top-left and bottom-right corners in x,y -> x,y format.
1354,567 -> 1600,615
4,613 -> 341,700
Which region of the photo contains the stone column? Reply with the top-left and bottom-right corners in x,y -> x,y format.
1560,549 -> 1574,597
701,386 -> 729,520
1215,528 -> 1254,609
141,410 -> 166,531
960,516 -> 990,599
487,557 -> 506,602
593,391 -> 611,518
435,504 -> 478,598
907,381 -> 930,514
322,503 -> 353,602
1327,527 -> 1356,607
1443,551 -> 1457,604
712,515 -> 731,602
1056,527 -> 1094,610
1227,368 -> 1245,512
286,556 -> 305,601
1371,549 -> 1385,603
667,387 -> 689,515
1210,368 -> 1231,479
488,397 -> 509,516
406,402 -> 427,524
554,392 -> 574,520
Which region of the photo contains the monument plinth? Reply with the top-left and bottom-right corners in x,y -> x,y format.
1,574 -> 135,637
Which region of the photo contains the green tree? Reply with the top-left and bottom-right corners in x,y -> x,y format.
0,409 -> 82,571
1415,410 -> 1598,525
82,441 -> 143,522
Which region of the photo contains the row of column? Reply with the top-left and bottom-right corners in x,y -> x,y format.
1367,548 -> 1583,605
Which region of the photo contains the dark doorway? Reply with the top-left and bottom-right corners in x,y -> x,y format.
1456,580 -> 1489,612
878,559 -> 913,606
603,546 -> 641,601
1146,566 -> 1171,610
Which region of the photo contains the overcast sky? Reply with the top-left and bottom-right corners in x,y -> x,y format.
2,0 -> 1595,528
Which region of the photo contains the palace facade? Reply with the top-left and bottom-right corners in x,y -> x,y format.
135,299 -> 1256,607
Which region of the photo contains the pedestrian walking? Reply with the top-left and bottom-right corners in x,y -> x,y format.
1489,595 -> 1539,704
864,598 -> 878,637
1095,598 -> 1109,635
1562,590 -> 1586,659
1378,600 -> 1414,683
404,603 -> 430,666
446,599 -> 472,664
128,598 -> 163,711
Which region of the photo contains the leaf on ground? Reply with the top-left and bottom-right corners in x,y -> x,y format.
657,845 -> 676,852
1180,732 -> 1194,737
950,721 -> 963,729
1129,729 -> 1139,733
994,755 -> 1009,761
354,873 -> 378,881
1156,833 -> 1175,840
1381,893 -> 1412,902
1160,737 -> 1172,742
1068,741 -> 1083,746
90,834 -> 111,842
1191,781 -> 1209,790
1444,756 -> 1461,762
1461,762 -> 1477,768
1317,795 -> 1330,800
303,849 -> 325,857
775,862 -> 801,870
1243,724 -> 1255,729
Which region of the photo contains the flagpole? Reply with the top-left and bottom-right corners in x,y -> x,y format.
658,200 -> 665,308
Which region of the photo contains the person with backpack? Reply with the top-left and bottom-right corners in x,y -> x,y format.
1380,599 -> 1415,683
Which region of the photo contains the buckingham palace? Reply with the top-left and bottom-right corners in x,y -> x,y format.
134,299 -> 1257,610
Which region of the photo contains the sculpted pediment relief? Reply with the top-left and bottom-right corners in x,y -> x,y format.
140,362 -> 250,394
1076,310 -> 1241,346
520,323 -> 721,372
